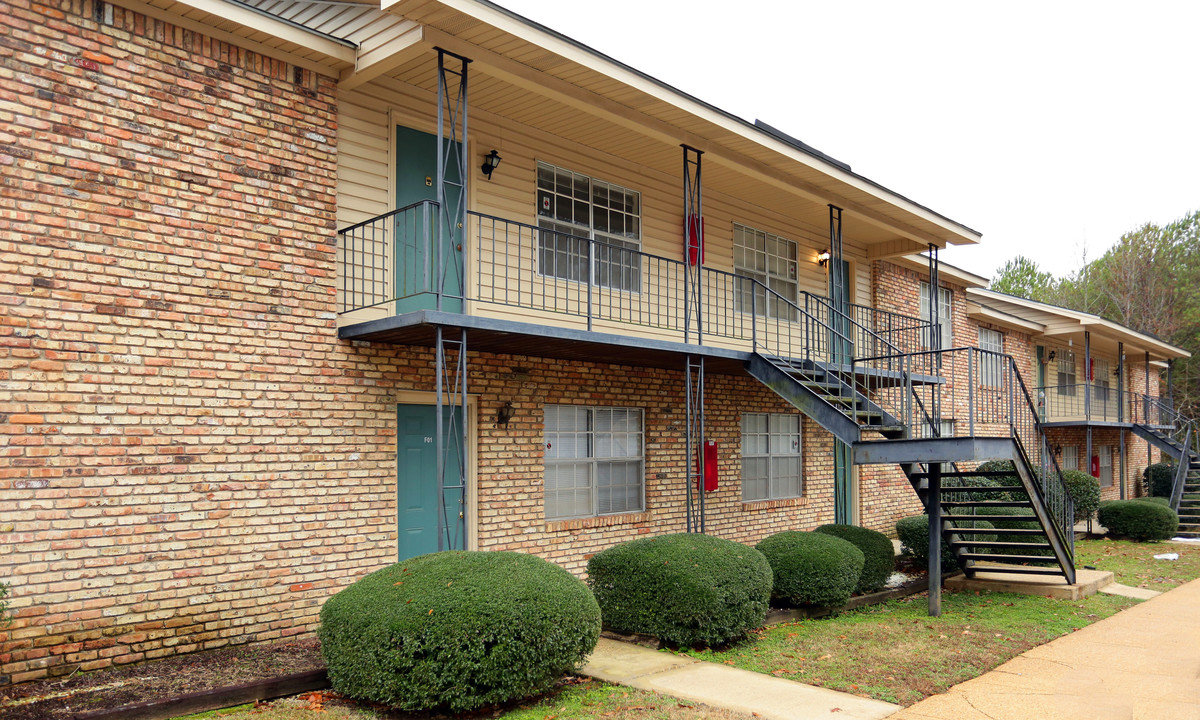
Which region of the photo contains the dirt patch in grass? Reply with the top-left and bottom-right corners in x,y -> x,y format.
1074,538 -> 1200,591
677,589 -> 1139,706
0,637 -> 324,720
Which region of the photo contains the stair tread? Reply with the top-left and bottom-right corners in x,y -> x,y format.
941,500 -> 1033,507
950,541 -> 1052,549
959,552 -> 1059,563
948,527 -> 1046,535
909,470 -> 1022,480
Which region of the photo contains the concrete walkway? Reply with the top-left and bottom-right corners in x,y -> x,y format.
887,577 -> 1200,720
581,638 -> 900,720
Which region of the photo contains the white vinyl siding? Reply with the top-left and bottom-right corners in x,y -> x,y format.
733,223 -> 799,320
536,162 -> 641,292
544,405 -> 644,520
978,328 -> 1004,387
919,282 -> 953,349
742,413 -> 802,501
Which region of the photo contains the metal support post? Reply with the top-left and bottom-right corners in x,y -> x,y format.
928,461 -> 942,617
685,355 -> 706,533
434,326 -> 468,552
1084,331 -> 1091,421
682,145 -> 704,345
435,48 -> 470,310
927,244 -> 942,423
1118,342 -> 1125,499
1086,426 -> 1093,486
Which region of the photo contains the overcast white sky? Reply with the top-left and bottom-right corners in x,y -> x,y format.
497,0 -> 1200,281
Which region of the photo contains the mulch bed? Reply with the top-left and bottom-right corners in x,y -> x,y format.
0,637 -> 324,720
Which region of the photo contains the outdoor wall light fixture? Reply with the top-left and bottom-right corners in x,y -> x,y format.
481,150 -> 502,180
497,401 -> 516,426
1048,350 -> 1057,362
816,250 -> 831,266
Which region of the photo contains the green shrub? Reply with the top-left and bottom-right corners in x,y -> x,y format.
755,531 -> 864,607
319,551 -> 600,713
896,514 -> 994,571
1060,469 -> 1102,523
1145,462 -> 1177,498
0,582 -> 10,629
1098,500 -> 1179,541
813,524 -> 895,594
587,533 -> 771,647
971,506 -> 1052,557
1133,496 -> 1170,506
945,465 -> 1022,502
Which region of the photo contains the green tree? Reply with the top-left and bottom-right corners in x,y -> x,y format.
989,255 -> 1056,300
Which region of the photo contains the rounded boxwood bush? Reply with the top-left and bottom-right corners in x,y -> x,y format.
896,514 -> 994,571
319,551 -> 600,713
1145,462 -> 1177,498
813,524 -> 895,594
587,533 -> 771,647
1098,500 -> 1179,541
945,467 -> 1020,502
1133,496 -> 1170,506
972,506 -> 1052,557
755,531 -> 864,607
1060,469 -> 1101,524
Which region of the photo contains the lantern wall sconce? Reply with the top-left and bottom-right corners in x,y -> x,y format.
481,149 -> 502,180
496,401 -> 515,426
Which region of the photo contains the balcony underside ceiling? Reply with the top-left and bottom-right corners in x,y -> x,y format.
131,0 -> 980,254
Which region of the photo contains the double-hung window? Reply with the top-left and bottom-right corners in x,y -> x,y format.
1098,445 -> 1113,487
1061,445 -> 1079,471
1093,359 -> 1112,407
741,413 -> 802,501
978,328 -> 1004,387
544,405 -> 644,520
1056,350 -> 1077,397
536,162 -> 641,292
733,223 -> 799,320
919,282 -> 953,349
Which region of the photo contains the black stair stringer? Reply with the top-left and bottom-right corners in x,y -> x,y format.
745,353 -> 867,444
857,436 -> 1075,584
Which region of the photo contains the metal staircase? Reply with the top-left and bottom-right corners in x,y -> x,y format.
744,286 -> 1077,591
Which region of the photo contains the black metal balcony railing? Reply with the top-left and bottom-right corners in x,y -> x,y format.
853,346 -> 1075,553
337,201 -> 934,365
1038,383 -> 1128,423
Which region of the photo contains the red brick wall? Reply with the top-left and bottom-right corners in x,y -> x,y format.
0,0 -> 352,684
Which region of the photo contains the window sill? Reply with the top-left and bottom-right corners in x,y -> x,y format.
741,497 -> 807,511
545,511 -> 651,532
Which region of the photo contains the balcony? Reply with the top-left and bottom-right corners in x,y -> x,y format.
1038,383 -> 1175,428
336,201 -> 934,374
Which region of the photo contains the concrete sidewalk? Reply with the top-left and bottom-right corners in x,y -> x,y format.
581,638 -> 900,720
888,577 -> 1200,720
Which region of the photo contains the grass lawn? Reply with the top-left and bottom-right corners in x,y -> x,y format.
673,537 -> 1200,706
172,681 -> 752,720
1074,537 -> 1200,591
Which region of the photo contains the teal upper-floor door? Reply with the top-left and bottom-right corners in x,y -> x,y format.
394,125 -> 463,314
396,403 -> 465,560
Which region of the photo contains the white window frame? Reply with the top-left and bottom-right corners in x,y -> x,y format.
1098,445 -> 1113,487
919,282 -> 953,350
741,413 -> 803,501
1056,349 -> 1077,397
978,328 -> 1004,387
733,223 -> 799,320
543,405 -> 644,520
535,162 -> 642,292
1061,445 -> 1079,471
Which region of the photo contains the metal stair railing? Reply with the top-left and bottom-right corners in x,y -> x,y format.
1169,425 -> 1195,512
852,346 -> 1076,563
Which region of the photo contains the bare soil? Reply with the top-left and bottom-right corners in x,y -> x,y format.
0,637 -> 323,720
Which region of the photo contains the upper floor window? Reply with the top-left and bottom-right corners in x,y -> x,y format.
1093,359 -> 1112,404
1056,349 -> 1077,396
919,282 -> 952,349
536,162 -> 641,292
544,405 -> 644,520
1098,445 -> 1113,487
978,328 -> 1004,387
733,223 -> 798,320
741,413 -> 803,501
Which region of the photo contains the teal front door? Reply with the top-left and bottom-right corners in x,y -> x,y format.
396,403 -> 465,560
394,125 -> 463,314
